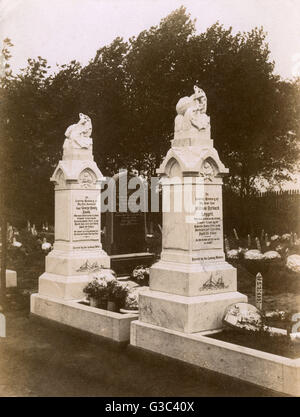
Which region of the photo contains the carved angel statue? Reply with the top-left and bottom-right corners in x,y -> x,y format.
63,113 -> 93,150
175,86 -> 210,134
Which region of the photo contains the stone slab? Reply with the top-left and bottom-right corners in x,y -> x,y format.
110,252 -> 155,276
6,269 -> 17,288
130,320 -> 300,396
45,249 -> 110,276
159,181 -> 226,263
0,269 -> 17,288
31,293 -> 138,343
160,249 -> 225,264
38,272 -> 92,300
139,289 -> 247,333
150,260 -> 236,296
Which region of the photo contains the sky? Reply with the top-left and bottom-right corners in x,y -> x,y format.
0,0 -> 300,79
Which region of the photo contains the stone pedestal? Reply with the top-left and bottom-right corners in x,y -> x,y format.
30,115 -> 138,343
131,123 -> 249,380
36,144 -> 110,301
133,141 -> 247,335
131,87 -> 246,344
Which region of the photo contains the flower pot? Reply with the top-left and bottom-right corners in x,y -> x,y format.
89,297 -> 98,308
107,300 -> 117,312
98,298 -> 108,310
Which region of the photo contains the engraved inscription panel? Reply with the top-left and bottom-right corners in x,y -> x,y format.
193,187 -> 223,250
72,191 -> 100,242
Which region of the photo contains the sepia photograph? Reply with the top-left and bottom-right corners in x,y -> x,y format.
0,0 -> 300,401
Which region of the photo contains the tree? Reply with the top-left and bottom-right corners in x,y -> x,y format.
125,12 -> 299,194
1,45 -> 84,223
124,7 -> 196,175
1,7 -> 299,228
1,54 -> 52,223
0,37 -> 15,302
79,37 -> 129,175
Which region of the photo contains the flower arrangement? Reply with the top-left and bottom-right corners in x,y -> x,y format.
244,250 -> 264,261
225,230 -> 300,277
286,254 -> 300,274
106,280 -> 129,310
82,269 -> 130,311
132,265 -> 150,286
226,249 -> 239,260
83,267 -> 118,308
90,268 -> 116,283
41,237 -> 52,252
83,279 -> 106,298
83,278 -> 109,308
262,251 -> 281,261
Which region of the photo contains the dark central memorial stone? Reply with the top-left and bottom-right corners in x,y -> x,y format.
102,170 -> 155,276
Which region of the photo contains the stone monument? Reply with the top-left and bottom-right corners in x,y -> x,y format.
131,86 -> 247,339
32,113 -> 110,301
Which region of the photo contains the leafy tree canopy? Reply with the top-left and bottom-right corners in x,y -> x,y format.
0,7 -> 299,225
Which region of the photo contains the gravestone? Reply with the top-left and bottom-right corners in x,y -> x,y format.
255,272 -> 263,310
103,170 -> 155,276
31,113 -> 110,301
0,270 -> 17,288
131,86 -> 247,342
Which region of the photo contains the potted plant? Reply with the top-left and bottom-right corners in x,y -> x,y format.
97,280 -> 109,310
83,278 -> 108,309
84,267 -> 117,309
106,280 -> 129,312
83,279 -> 101,307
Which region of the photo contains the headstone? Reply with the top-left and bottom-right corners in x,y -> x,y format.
103,170 -> 155,275
0,313 -> 6,338
0,269 -> 17,288
36,113 -> 110,300
255,272 -> 263,310
105,170 -> 147,255
132,85 -> 247,337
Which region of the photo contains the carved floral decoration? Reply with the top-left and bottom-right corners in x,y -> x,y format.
79,169 -> 97,188
200,160 -> 215,181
